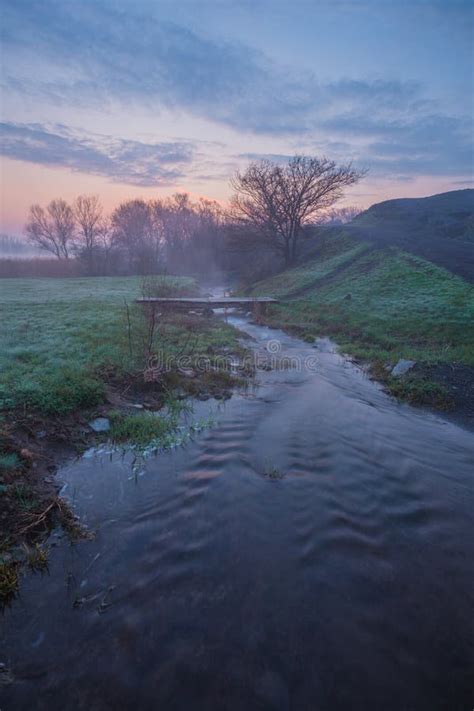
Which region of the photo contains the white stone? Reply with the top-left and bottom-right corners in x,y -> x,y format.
89,417 -> 110,433
391,359 -> 416,377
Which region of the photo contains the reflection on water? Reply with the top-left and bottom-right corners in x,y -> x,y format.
2,315 -> 474,710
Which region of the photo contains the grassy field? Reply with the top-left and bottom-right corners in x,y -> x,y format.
247,233 -> 474,406
1,277 -> 140,413
0,275 -> 241,415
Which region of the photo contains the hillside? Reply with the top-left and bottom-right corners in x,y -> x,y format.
345,189 -> 474,281
247,233 -> 474,419
354,189 -> 474,239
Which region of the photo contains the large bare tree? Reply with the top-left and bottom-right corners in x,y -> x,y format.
25,199 -> 75,259
230,156 -> 365,265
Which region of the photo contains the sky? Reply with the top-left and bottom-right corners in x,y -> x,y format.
0,0 -> 473,235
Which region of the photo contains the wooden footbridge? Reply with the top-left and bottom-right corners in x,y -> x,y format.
136,296 -> 279,319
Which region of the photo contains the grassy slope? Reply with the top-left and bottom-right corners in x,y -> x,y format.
346,190 -> 474,283
248,234 -> 474,405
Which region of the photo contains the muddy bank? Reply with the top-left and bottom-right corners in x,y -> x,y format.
0,414 -> 86,603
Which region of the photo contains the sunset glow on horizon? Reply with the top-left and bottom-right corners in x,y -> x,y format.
1,0 -> 473,235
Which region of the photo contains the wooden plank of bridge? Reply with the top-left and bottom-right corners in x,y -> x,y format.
135,296 -> 279,323
135,297 -> 279,306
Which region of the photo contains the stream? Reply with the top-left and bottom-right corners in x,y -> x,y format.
2,311 -> 474,710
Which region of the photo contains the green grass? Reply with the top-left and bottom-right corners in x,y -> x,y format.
108,409 -> 181,446
248,234 -> 474,367
249,240 -> 368,298
0,276 -> 244,418
0,276 -> 144,412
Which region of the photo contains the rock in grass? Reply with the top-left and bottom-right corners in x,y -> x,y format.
88,417 -> 110,433
391,359 -> 416,377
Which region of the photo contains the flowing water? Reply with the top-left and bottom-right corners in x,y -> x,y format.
2,313 -> 474,710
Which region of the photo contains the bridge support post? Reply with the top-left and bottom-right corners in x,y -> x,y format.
253,301 -> 266,323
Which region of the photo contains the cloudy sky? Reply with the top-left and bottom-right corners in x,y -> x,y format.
0,0 -> 473,233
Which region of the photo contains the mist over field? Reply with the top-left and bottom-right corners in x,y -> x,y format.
0,234 -> 44,258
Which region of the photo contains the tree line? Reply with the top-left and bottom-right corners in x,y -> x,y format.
25,156 -> 364,276
25,193 -> 226,277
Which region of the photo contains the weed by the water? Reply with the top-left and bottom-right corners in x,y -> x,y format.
24,543 -> 49,571
109,409 -> 179,446
263,463 -> 284,480
0,561 -> 19,603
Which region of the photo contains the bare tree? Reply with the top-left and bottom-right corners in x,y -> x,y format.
150,194 -> 227,275
73,195 -> 103,273
111,199 -> 160,274
96,218 -> 116,275
25,199 -> 75,259
230,156 -> 365,265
